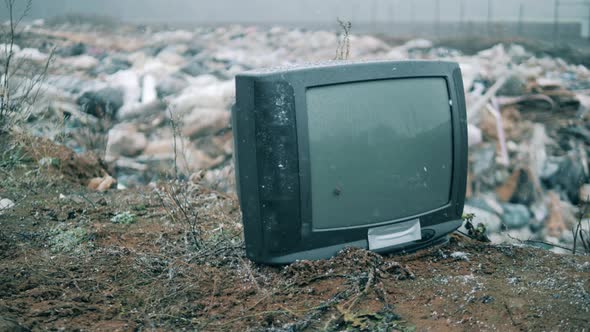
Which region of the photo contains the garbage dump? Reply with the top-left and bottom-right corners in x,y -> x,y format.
9,21 -> 590,251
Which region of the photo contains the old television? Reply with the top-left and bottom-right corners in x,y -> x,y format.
232,60 -> 467,264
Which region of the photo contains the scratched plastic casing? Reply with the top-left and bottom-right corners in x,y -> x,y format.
232,60 -> 467,264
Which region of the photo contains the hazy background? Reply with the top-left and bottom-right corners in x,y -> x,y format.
3,0 -> 587,36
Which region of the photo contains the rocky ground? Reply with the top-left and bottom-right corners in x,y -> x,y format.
1,17 -> 590,331
0,136 -> 589,331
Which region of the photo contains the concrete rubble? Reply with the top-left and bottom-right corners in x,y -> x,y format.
7,20 -> 590,250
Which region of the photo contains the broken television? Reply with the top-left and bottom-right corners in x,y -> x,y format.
232,60 -> 468,264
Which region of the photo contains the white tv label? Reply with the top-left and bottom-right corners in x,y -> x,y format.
368,219 -> 422,251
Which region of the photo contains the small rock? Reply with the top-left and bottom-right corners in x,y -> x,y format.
542,152 -> 587,204
498,74 -> 527,96
92,56 -> 132,75
450,251 -> 469,261
181,60 -> 208,76
496,168 -> 537,205
501,203 -> 531,229
466,195 -> 503,215
88,176 -> 117,192
77,87 -> 124,118
156,75 -> 188,98
470,145 -> 496,176
58,42 -> 86,57
105,124 -> 148,160
0,198 -> 15,213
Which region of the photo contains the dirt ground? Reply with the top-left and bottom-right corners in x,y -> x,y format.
1,135 -> 589,331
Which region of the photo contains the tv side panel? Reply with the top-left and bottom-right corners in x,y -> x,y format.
252,80 -> 301,255
233,77 -> 264,260
234,76 -> 302,261
451,66 -> 468,217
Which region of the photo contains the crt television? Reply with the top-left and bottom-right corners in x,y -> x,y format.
232,60 -> 467,264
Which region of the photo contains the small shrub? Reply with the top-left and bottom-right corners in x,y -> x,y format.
111,211 -> 136,225
49,226 -> 87,253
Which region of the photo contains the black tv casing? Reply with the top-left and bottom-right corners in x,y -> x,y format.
232,60 -> 468,264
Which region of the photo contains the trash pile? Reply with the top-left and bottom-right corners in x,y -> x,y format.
7,21 -> 590,249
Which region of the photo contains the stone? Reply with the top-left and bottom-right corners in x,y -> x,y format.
496,168 -> 537,205
105,124 -> 148,160
156,75 -> 188,98
77,87 -> 124,118
181,108 -> 230,139
0,198 -> 15,214
181,60 -> 208,76
88,176 -> 117,192
542,151 -> 588,204
470,144 -> 496,176
501,203 -> 531,229
58,42 -> 86,57
498,74 -> 527,96
466,195 -> 503,215
92,57 -> 132,75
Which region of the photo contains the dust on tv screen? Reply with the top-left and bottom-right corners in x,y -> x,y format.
306,77 -> 453,230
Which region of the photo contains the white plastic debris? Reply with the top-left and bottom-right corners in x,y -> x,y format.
402,39 -> 433,50
141,74 -> 157,104
107,69 -> 141,107
64,55 -> 99,70
15,47 -> 48,62
467,124 -> 482,147
0,43 -> 20,54
450,251 -> 470,261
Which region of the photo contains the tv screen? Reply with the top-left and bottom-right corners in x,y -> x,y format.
233,60 -> 467,264
306,78 -> 453,230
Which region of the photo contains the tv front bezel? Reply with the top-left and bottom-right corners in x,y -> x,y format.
234,60 -> 468,264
